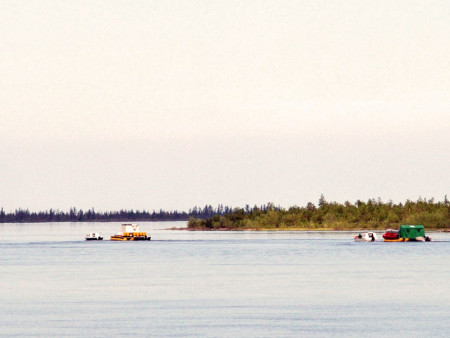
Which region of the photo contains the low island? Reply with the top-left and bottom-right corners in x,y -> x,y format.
187,197 -> 450,231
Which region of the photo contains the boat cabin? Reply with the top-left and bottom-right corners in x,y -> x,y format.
121,223 -> 140,233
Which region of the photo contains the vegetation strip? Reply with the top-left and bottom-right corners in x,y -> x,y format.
188,196 -> 450,231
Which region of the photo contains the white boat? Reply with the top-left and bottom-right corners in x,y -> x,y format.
85,232 -> 103,241
354,232 -> 377,242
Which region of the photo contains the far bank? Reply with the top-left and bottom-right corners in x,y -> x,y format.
186,198 -> 450,232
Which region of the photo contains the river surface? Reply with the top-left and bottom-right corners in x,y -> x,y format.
1,222 -> 449,337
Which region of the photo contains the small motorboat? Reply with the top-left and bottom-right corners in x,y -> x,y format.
85,232 -> 103,241
354,232 -> 377,242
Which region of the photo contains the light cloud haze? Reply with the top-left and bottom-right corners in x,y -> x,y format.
1,0 -> 449,211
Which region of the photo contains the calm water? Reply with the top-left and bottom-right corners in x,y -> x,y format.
1,222 -> 449,337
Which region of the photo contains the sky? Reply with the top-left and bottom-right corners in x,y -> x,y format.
1,0 -> 449,212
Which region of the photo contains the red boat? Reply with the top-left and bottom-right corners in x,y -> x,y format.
382,229 -> 399,240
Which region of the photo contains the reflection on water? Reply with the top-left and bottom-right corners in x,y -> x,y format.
1,222 -> 449,337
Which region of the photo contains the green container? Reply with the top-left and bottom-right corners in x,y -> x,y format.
398,225 -> 425,239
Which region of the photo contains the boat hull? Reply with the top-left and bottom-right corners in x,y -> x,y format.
384,237 -> 431,242
110,236 -> 151,241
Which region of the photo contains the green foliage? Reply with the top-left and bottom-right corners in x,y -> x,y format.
188,197 -> 450,230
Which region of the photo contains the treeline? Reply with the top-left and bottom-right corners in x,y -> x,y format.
0,205 -> 235,223
188,196 -> 450,230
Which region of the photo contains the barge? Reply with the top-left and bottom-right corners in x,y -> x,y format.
110,223 -> 151,241
383,225 -> 432,242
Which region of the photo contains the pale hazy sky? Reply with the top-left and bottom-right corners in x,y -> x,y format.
1,0 -> 449,212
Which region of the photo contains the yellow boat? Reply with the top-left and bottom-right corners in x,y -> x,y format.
110,223 -> 151,241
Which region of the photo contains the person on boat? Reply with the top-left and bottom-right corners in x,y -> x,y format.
358,234 -> 362,238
